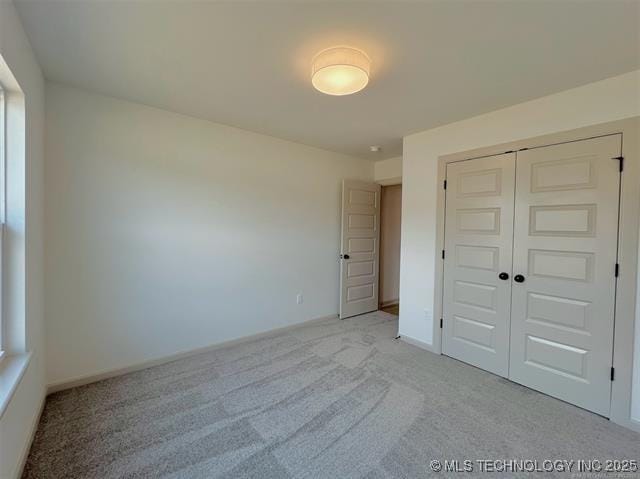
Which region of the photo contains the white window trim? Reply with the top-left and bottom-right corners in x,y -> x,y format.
0,81 -> 28,420
0,352 -> 30,418
0,85 -> 5,361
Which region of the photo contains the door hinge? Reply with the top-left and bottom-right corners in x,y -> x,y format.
615,263 -> 620,277
443,179 -> 447,190
440,318 -> 443,329
611,367 -> 615,381
442,250 -> 445,259
613,156 -> 624,172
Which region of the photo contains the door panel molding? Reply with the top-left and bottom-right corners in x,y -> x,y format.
509,135 -> 620,417
442,152 -> 515,377
433,117 -> 640,432
340,180 -> 381,319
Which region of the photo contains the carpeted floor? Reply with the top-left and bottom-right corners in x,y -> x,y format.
23,312 -> 640,478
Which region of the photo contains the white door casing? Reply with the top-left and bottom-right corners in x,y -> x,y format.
442,153 -> 516,377
340,180 -> 381,319
509,135 -> 621,416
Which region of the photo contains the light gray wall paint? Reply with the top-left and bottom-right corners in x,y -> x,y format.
44,83 -> 373,386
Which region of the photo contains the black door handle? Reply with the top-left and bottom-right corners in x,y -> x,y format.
340,254 -> 350,259
514,274 -> 525,283
498,272 -> 509,280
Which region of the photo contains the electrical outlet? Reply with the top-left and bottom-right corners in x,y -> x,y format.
296,294 -> 303,305
424,309 -> 432,322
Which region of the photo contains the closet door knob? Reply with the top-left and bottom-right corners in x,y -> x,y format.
498,272 -> 509,280
514,274 -> 525,283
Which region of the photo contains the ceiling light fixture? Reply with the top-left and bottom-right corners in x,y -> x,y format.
311,46 -> 370,96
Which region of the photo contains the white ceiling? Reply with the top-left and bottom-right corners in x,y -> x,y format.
15,0 -> 640,160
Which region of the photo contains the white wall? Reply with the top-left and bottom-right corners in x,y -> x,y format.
379,185 -> 401,305
374,156 -> 402,185
400,69 -> 640,424
0,2 -> 46,478
400,70 -> 640,344
45,83 -> 373,386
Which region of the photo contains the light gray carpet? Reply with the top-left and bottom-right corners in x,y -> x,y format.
23,312 -> 640,478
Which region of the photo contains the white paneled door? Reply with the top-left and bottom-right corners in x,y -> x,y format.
509,135 -> 621,416
340,180 -> 381,319
442,152 -> 516,377
442,135 -> 621,416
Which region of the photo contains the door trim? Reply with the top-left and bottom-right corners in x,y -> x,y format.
433,117 -> 640,432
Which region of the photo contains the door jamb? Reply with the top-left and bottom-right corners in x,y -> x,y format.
433,117 -> 640,432
377,182 -> 402,311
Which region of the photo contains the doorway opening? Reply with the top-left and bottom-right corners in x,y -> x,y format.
379,184 -> 402,316
338,179 -> 402,319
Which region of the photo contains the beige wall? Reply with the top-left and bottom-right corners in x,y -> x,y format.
379,185 -> 401,305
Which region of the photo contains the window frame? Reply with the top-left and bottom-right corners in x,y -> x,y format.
0,84 -> 5,361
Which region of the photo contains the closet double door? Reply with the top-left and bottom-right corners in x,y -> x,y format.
442,135 -> 621,416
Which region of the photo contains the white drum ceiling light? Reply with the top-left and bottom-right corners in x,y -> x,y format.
311,46 -> 371,96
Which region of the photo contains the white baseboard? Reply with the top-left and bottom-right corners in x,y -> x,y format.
612,415 -> 640,434
14,390 -> 45,479
399,333 -> 438,354
47,313 -> 338,395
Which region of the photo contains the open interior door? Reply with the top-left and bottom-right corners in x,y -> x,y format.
339,180 -> 381,319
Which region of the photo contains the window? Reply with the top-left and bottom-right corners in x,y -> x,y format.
0,84 -> 4,361
0,61 -> 32,419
